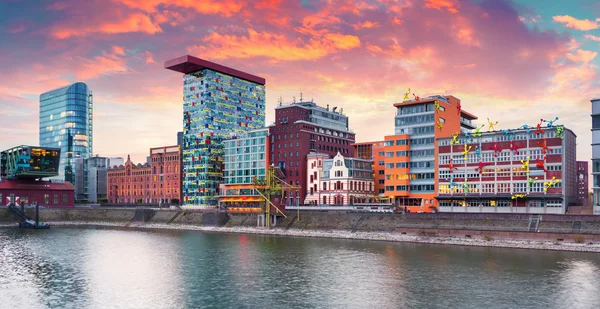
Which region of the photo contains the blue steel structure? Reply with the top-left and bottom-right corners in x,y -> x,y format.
39,82 -> 93,180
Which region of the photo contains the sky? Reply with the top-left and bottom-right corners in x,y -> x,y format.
0,0 -> 599,164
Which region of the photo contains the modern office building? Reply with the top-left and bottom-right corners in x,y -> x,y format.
576,161 -> 589,206
0,145 -> 74,207
384,95 -> 478,212
592,98 -> 600,214
166,55 -> 266,207
304,152 -> 374,205
74,156 -> 124,202
436,125 -> 577,214
218,128 -> 269,210
107,146 -> 181,205
39,82 -> 93,182
271,99 -> 356,206
352,141 -> 385,195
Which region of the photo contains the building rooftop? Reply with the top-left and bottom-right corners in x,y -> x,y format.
164,55 -> 266,85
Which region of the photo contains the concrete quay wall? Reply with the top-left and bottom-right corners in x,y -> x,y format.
2,208 -> 600,242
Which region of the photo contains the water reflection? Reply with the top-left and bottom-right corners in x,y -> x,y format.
1,228 -> 600,309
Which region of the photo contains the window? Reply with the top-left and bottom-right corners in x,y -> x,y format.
497,183 -> 510,193
497,200 -> 512,207
53,194 -> 58,204
481,183 -> 494,193
44,194 -> 49,205
513,182 -> 527,193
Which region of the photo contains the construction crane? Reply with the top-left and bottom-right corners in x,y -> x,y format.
253,165 -> 301,228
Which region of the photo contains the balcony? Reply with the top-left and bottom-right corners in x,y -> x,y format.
460,117 -> 477,129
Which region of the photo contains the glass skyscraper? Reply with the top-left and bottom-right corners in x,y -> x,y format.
166,55 -> 266,207
39,82 -> 93,181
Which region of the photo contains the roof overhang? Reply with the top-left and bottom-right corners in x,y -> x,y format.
164,55 -> 266,85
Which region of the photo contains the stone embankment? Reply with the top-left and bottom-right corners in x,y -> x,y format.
2,208 -> 600,252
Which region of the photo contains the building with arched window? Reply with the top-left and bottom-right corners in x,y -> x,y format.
304,152 -> 375,206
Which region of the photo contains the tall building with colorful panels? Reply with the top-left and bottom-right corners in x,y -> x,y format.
166,56 -> 266,207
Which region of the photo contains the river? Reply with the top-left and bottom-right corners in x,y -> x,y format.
1,227 -> 599,309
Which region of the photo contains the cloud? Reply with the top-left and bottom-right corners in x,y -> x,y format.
143,51 -> 155,63
115,0 -> 244,16
585,34 -> 600,42
553,15 -> 600,31
112,46 -> 125,56
188,29 -> 360,62
353,21 -> 380,29
52,12 -> 163,38
425,0 -> 460,14
566,49 -> 598,64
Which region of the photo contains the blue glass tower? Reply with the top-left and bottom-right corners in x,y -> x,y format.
39,82 -> 93,180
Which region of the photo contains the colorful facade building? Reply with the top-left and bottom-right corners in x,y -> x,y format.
436,125 -> 577,214
218,128 -> 269,210
107,146 -> 181,205
577,161 -> 589,206
271,99 -> 356,206
352,141 -> 385,195
384,95 -> 478,212
592,98 -> 600,214
165,55 -> 266,208
304,152 -> 375,205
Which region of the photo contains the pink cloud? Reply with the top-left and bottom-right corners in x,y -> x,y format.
143,51 -> 155,63
566,49 -> 597,64
115,0 -> 244,16
585,34 -> 600,42
188,29 -> 360,62
553,15 -> 600,30
52,12 -> 163,38
112,46 -> 126,56
425,0 -> 460,14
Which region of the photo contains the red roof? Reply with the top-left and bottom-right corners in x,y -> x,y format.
0,179 -> 75,191
165,55 -> 266,85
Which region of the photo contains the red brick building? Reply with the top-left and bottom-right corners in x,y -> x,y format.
270,100 -> 355,206
0,179 -> 75,207
577,161 -> 589,206
107,145 -> 181,205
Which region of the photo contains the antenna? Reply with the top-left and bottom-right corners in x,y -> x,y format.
300,92 -> 303,102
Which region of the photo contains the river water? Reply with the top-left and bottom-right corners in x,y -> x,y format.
1,227 -> 599,309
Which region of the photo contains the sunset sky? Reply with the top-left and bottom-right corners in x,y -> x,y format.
0,0 -> 599,164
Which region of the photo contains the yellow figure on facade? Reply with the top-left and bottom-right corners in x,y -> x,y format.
543,177 -> 561,192
473,124 -> 484,137
487,118 -> 499,131
511,194 -> 526,199
451,133 -> 460,145
403,88 -> 411,101
437,119 -> 444,131
461,144 -> 472,161
434,100 -> 441,112
521,156 -> 530,174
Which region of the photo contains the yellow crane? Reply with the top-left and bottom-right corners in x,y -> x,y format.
253,165 -> 301,227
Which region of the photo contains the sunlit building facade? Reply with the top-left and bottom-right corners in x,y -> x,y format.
218,128 -> 269,210
39,82 -> 93,181
436,126 -> 577,214
166,55 -> 266,207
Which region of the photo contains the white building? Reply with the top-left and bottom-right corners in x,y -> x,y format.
75,156 -> 124,203
305,152 -> 375,205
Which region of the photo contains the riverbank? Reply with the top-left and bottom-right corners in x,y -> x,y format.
6,220 -> 596,253
2,208 -> 600,252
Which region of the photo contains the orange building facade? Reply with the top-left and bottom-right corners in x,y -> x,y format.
352,141 -> 385,195
359,95 -> 478,213
107,145 -> 182,205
